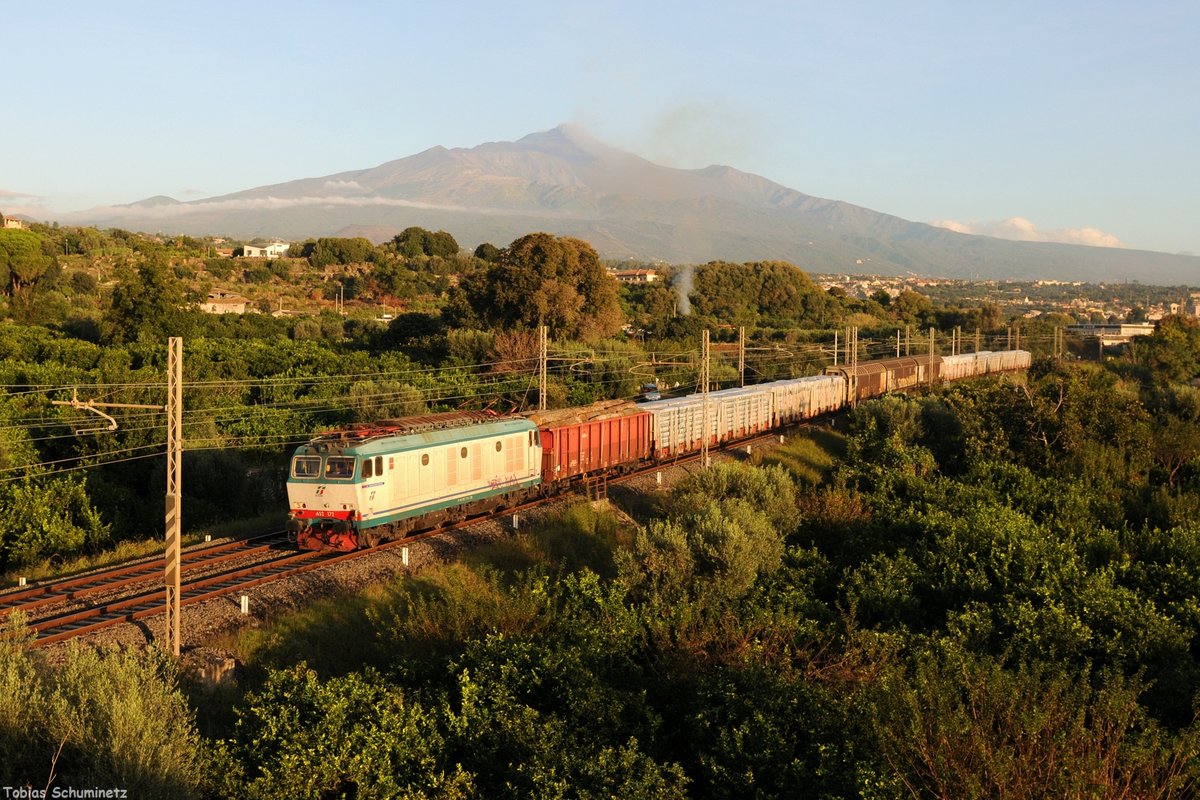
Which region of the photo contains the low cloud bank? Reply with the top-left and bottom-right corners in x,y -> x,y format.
931,216 -> 1124,248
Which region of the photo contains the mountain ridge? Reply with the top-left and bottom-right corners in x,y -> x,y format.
63,125 -> 1200,283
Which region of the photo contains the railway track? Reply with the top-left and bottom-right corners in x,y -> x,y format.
2,431 -> 782,648
0,531 -> 297,644
1,500 -> 544,648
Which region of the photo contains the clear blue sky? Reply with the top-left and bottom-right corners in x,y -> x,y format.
3,0 -> 1197,254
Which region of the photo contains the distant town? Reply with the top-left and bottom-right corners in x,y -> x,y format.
817,273 -> 1199,325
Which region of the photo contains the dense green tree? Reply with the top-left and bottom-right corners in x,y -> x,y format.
690,260 -> 832,328
0,476 -> 110,568
103,257 -> 194,343
619,463 -> 792,613
393,227 -> 459,258
473,242 -> 501,262
307,236 -> 376,267
890,289 -> 935,325
370,260 -> 422,298
1140,316 -> 1200,384
465,233 -> 623,342
979,301 -> 1003,330
0,228 -> 56,297
622,281 -> 679,338
348,380 -> 427,421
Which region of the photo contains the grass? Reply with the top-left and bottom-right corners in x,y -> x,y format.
214,501 -> 630,681
752,426 -> 847,487
225,581 -> 398,677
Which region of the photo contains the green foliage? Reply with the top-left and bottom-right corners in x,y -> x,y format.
527,500 -> 621,577
103,257 -> 194,343
688,663 -> 882,799
241,264 -> 272,284
393,227 -> 460,259
889,289 -> 934,324
623,280 -> 680,338
870,641 -> 1198,799
307,236 -> 376,268
210,666 -> 471,800
0,476 -> 110,569
289,317 -> 322,340
370,260 -> 423,299
473,242 -> 500,262
67,270 -> 98,295
1139,315 -> 1200,384
0,620 -> 44,784
204,257 -> 235,279
690,260 -> 835,328
348,380 -> 427,421
0,624 -> 201,798
667,460 -> 800,539
445,633 -> 688,799
464,233 -> 624,342
619,463 -> 792,612
0,228 -> 56,296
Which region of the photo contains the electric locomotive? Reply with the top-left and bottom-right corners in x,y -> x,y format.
287,411 -> 542,551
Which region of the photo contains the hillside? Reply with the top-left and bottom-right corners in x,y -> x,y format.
62,125 -> 1200,283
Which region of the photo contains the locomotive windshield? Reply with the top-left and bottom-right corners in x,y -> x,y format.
325,456 -> 355,479
292,456 -> 321,478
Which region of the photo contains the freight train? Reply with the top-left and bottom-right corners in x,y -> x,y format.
286,349 -> 1032,551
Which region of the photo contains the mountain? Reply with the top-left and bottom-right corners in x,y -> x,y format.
64,125 -> 1200,283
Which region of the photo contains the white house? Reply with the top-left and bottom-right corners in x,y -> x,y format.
612,268 -> 659,284
240,241 -> 290,259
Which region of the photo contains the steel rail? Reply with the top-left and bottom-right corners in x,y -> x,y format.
0,531 -> 289,615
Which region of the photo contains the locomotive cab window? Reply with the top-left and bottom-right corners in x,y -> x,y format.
292,456 -> 321,478
363,459 -> 374,479
325,457 -> 355,479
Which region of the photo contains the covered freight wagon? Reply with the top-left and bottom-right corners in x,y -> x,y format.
825,355 -> 942,402
939,353 -> 981,382
641,385 -> 773,458
763,374 -> 846,425
708,386 -> 773,440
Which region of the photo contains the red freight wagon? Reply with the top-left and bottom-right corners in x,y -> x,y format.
529,404 -> 653,484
